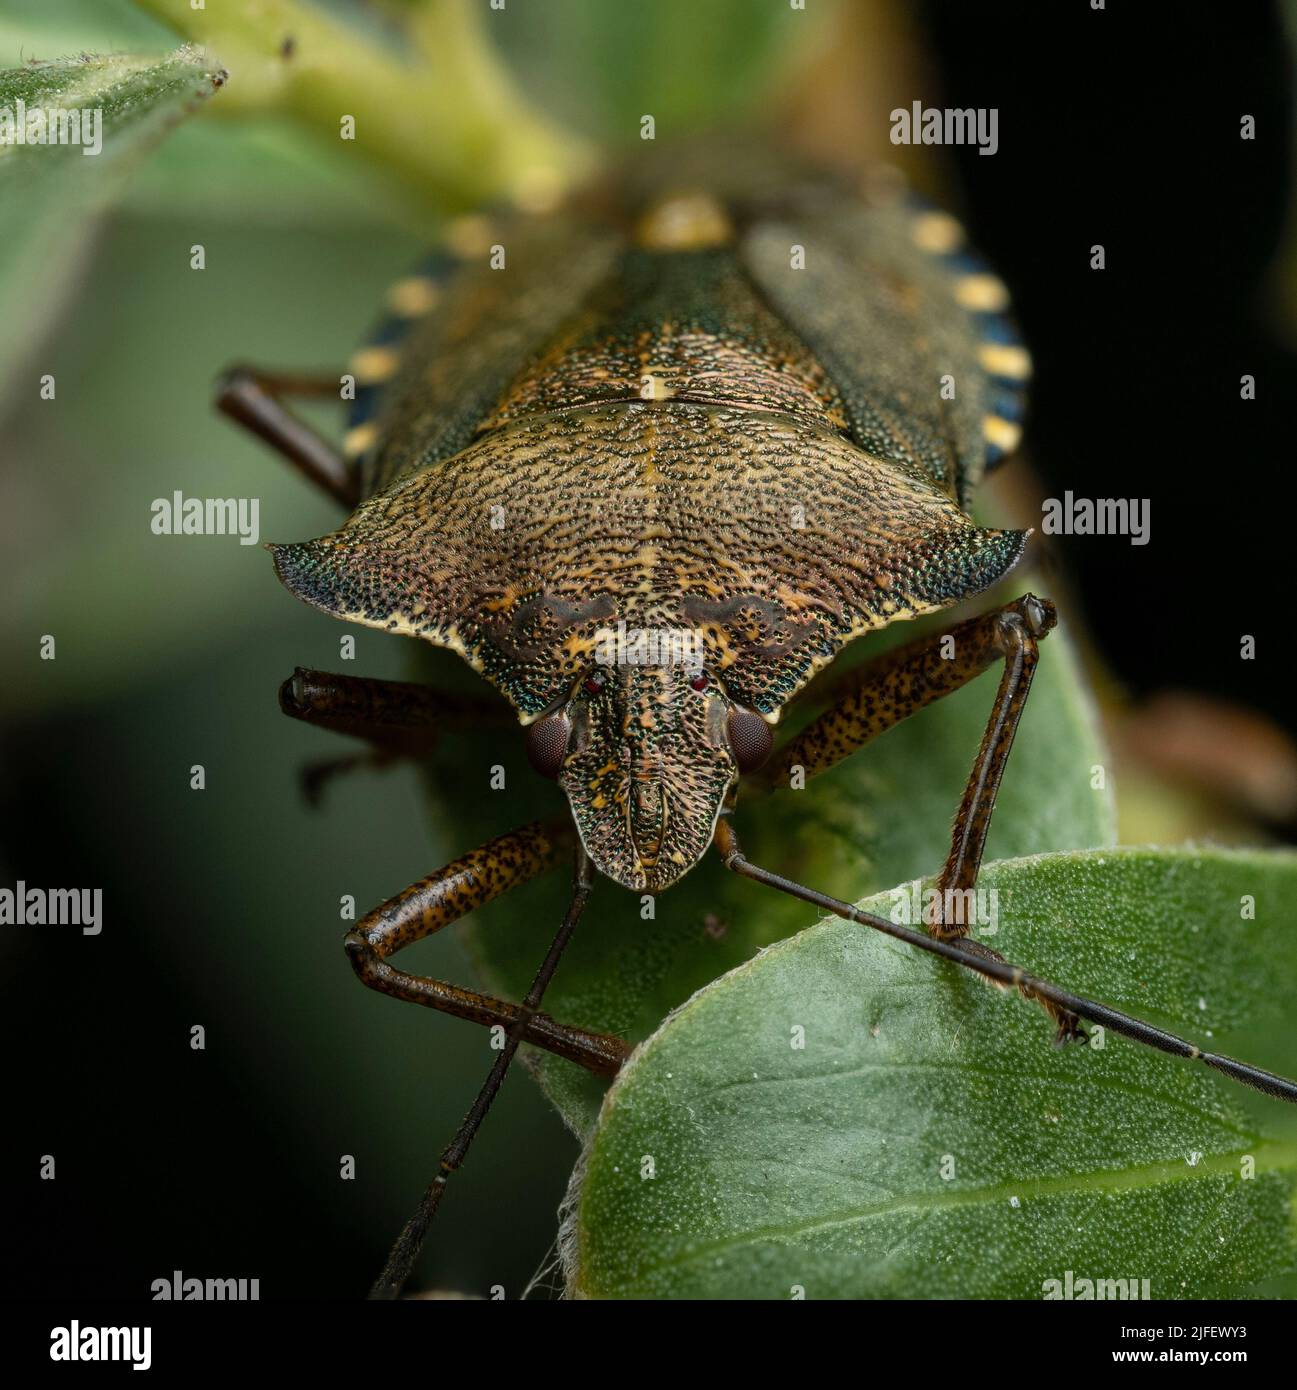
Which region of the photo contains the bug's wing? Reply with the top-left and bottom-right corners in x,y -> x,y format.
350,210 -> 624,498
739,178 -> 1030,506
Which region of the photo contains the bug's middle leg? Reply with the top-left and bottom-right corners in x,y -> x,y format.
344,820 -> 630,1078
279,666 -> 513,803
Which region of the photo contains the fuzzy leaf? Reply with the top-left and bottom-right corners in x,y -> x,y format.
0,46 -> 224,407
566,847 -> 1297,1299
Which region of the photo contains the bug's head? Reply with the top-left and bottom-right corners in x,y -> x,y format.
524,659 -> 773,894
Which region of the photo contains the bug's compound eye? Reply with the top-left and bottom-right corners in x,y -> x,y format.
525,713 -> 571,779
726,706 -> 773,773
689,670 -> 710,693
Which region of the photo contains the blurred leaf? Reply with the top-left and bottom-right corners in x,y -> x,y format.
0,45 -> 225,410
1,212 -> 420,719
568,847 -> 1297,1298
436,583 -> 1115,1138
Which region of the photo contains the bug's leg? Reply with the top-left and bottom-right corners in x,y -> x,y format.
344,822 -> 627,1079
279,666 -> 513,803
714,817 -> 1297,1106
215,365 -> 358,508
757,593 -> 1079,1036
368,845 -> 598,1300
761,593 -> 1055,803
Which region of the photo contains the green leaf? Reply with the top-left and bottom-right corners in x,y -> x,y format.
0,46 -> 225,408
431,575 -> 1116,1138
566,847 -> 1297,1299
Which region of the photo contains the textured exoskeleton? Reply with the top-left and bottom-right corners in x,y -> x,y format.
271,150 -> 1031,893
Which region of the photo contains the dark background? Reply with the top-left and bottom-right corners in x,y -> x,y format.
2,0 -> 1294,1300
928,1 -> 1296,733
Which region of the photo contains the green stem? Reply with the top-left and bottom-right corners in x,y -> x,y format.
132,0 -> 591,212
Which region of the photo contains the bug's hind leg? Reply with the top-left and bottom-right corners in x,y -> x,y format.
927,599 -> 1085,1042
280,666 -> 513,804
216,365 -> 358,508
714,817 -> 1297,1105
344,820 -> 628,1079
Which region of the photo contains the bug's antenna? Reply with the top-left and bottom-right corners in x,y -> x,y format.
368,847 -> 594,1300
714,820 -> 1297,1105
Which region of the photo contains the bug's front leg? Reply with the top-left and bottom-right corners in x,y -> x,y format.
279,666 -> 514,803
344,820 -> 629,1078
360,837 -> 612,1298
216,365 -> 358,508
757,592 -> 1080,1038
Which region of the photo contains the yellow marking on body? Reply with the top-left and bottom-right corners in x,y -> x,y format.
954,274 -> 1010,312
349,345 -> 401,385
635,192 -> 734,251
911,211 -> 964,254
386,276 -> 441,317
983,414 -> 1023,453
484,586 -> 518,613
978,343 -> 1032,379
343,422 -> 379,457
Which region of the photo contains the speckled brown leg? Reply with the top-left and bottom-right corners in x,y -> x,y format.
344,821 -> 629,1078
369,846 -> 598,1300
280,666 -> 513,803
935,594 -> 1083,1037
761,594 -> 1056,793
216,365 -> 358,508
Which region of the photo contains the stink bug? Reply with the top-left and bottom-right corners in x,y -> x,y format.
217,149 -> 1297,1298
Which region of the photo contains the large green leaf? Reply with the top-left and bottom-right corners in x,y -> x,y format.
424,574 -> 1116,1138
566,847 -> 1297,1299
